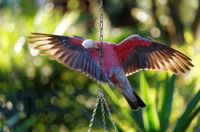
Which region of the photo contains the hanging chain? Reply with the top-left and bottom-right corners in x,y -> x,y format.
88,0 -> 105,131
88,93 -> 100,132
98,0 -> 108,131
102,92 -> 118,132
100,0 -> 103,45
88,0 -> 118,131
98,0 -> 118,131
99,89 -> 107,131
99,0 -> 118,131
98,0 -> 104,81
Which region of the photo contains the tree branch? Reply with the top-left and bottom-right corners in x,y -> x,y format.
192,0 -> 200,35
151,0 -> 170,44
167,0 -> 185,44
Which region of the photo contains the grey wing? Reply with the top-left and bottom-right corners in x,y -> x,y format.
29,33 -> 108,83
123,42 -> 193,76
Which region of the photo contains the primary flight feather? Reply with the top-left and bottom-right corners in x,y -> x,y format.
29,33 -> 193,110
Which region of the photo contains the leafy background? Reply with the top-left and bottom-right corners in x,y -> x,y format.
0,0 -> 199,131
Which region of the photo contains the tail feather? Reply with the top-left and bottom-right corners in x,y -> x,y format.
123,91 -> 146,110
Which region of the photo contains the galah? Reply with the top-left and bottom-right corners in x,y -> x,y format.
29,33 -> 193,110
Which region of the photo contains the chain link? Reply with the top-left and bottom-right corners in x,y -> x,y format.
101,91 -> 118,132
98,0 -> 104,82
88,0 -> 118,131
100,0 -> 103,44
99,89 -> 107,131
87,93 -> 100,132
98,0 -> 108,131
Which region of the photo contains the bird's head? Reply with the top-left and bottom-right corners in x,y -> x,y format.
82,39 -> 98,49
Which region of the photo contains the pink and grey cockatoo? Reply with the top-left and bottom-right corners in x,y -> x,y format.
29,33 -> 193,110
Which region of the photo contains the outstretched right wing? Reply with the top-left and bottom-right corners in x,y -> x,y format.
29,33 -> 108,83
116,35 -> 193,75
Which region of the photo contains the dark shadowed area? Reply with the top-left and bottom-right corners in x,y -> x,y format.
0,0 -> 199,131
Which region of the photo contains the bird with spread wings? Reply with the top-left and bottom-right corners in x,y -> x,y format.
29,33 -> 193,110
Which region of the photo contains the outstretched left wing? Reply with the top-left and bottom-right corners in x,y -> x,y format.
115,35 -> 193,76
28,33 -> 107,83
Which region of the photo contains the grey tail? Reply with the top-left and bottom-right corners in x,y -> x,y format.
123,91 -> 146,110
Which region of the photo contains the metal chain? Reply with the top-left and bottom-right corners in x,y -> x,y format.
99,89 -> 107,131
98,0 -> 104,81
101,91 -> 118,132
87,93 -> 100,132
98,0 -> 118,131
99,0 -> 103,45
98,0 -> 108,131
88,0 -> 118,131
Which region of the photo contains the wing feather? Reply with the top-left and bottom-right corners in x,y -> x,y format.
29,33 -> 107,83
116,35 -> 193,75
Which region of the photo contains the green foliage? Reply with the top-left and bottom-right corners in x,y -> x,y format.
159,74 -> 176,131
0,0 -> 199,131
174,91 -> 200,132
140,72 -> 160,131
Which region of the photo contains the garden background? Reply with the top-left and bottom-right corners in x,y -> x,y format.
0,0 -> 199,131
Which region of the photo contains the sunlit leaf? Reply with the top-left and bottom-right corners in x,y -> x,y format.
173,90 -> 200,132
158,74 -> 176,131
140,72 -> 160,131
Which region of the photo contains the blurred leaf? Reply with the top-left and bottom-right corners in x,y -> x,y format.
0,0 -> 199,131
5,112 -> 26,128
103,85 -> 143,131
103,85 -> 119,106
173,90 -> 200,132
54,11 -> 80,35
140,72 -> 160,131
15,115 -> 37,132
159,74 -> 176,131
